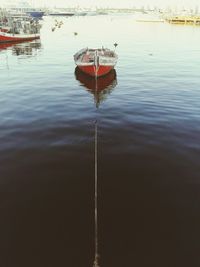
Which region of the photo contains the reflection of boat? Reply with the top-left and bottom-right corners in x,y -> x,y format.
74,47 -> 118,77
75,67 -> 117,106
0,41 -> 19,50
0,40 -> 41,56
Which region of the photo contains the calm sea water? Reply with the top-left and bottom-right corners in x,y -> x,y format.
0,15 -> 200,267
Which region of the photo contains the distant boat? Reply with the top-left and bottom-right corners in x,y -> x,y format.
74,11 -> 87,16
49,11 -> 74,16
26,11 -> 45,19
85,11 -> 97,16
74,47 -> 118,77
96,11 -> 108,15
166,15 -> 200,25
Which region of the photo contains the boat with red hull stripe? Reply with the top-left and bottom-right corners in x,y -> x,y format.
0,32 -> 40,43
74,47 -> 118,77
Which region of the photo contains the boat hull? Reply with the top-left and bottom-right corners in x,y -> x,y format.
0,33 -> 40,43
26,11 -> 45,18
49,13 -> 74,16
75,67 -> 116,90
77,65 -> 114,77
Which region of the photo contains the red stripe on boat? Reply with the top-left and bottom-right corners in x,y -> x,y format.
0,34 -> 40,43
78,65 -> 113,77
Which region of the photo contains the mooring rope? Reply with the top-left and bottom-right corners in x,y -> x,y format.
93,119 -> 99,267
93,51 -> 100,267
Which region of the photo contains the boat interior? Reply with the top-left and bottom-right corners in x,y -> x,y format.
77,48 -> 116,63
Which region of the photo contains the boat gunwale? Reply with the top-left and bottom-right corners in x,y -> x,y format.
74,47 -> 118,66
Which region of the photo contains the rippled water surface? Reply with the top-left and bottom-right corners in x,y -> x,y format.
0,15 -> 200,267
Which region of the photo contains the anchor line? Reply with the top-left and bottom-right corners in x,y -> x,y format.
93,119 -> 99,267
93,49 -> 100,267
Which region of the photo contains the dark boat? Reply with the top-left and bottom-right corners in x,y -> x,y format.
26,11 -> 45,19
49,12 -> 74,16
